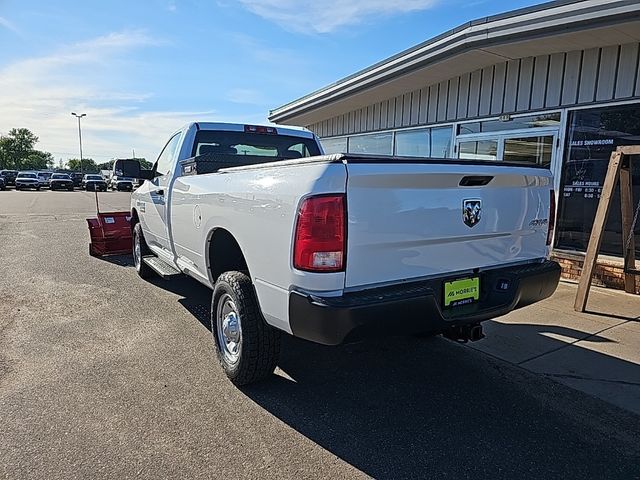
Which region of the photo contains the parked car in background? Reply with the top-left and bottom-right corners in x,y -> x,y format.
109,175 -> 134,191
37,172 -> 53,188
0,176 -> 6,191
82,174 -> 108,191
0,170 -> 18,187
49,173 -> 75,191
15,172 -> 41,190
70,172 -> 83,188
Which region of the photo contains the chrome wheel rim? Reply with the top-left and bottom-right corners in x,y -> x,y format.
133,231 -> 141,270
216,293 -> 242,364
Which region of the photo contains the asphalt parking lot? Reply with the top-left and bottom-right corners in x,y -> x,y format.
1,189 -> 639,480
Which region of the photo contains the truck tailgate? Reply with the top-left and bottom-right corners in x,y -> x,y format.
345,161 -> 553,289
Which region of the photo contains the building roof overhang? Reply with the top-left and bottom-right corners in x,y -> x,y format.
269,0 -> 640,126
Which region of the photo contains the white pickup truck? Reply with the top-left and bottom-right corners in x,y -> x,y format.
120,122 -> 560,386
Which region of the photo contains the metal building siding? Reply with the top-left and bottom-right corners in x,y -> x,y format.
578,48 -> 600,103
616,43 -> 639,99
392,95 -> 401,128
546,53 -> 565,107
503,60 -> 520,113
491,62 -> 507,115
596,45 -> 619,101
428,84 -> 439,123
447,77 -> 460,120
436,80 -> 448,122
410,89 -> 421,125
530,55 -> 549,110
479,66 -> 494,116
517,57 -> 534,111
387,97 -> 396,129
457,73 -> 470,118
562,50 -> 582,106
468,69 -> 482,118
310,42 -> 640,138
401,92 -> 411,126
418,86 -> 429,123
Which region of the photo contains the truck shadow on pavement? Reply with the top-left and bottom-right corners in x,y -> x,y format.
149,276 -> 640,479
149,275 -> 213,331
239,333 -> 640,479
91,254 -> 135,268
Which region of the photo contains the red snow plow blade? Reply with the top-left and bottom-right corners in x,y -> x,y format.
87,212 -> 133,257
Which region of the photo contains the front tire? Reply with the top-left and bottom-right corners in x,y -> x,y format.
211,271 -> 280,386
133,223 -> 154,279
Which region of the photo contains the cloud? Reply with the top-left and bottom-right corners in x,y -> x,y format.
237,0 -> 439,33
226,88 -> 266,105
0,30 -> 219,162
0,16 -> 19,33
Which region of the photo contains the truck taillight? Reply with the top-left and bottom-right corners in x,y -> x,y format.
547,189 -> 556,246
293,195 -> 345,272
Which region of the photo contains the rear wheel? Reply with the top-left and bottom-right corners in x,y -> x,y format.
211,271 -> 280,386
133,223 -> 154,279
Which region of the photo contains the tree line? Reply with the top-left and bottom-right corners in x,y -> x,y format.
0,128 -> 151,172
0,128 -> 54,171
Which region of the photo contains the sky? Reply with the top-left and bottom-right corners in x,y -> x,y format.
0,0 -> 543,164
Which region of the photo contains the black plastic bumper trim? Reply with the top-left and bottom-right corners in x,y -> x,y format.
289,260 -> 561,346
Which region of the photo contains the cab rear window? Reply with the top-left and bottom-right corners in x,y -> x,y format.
192,131 -> 320,160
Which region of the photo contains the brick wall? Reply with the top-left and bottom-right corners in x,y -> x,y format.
551,251 -> 640,294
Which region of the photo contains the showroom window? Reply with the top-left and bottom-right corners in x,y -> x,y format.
395,128 -> 430,157
555,104 -> 640,259
348,133 -> 393,155
394,126 -> 453,158
321,137 -> 348,154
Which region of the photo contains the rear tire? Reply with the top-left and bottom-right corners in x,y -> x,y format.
211,271 -> 281,386
133,223 -> 154,279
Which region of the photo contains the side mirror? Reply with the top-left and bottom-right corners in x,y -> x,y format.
113,159 -> 153,180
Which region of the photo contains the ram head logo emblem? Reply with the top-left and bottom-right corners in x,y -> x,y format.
463,199 -> 482,228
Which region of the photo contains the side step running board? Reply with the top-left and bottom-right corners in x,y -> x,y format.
142,255 -> 182,279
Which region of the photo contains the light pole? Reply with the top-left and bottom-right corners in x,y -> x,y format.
71,112 -> 86,173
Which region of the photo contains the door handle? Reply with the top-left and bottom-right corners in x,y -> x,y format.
154,189 -> 164,196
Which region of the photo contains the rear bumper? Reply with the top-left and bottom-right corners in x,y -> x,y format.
289,260 -> 560,345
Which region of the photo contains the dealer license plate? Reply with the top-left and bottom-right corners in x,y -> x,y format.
443,277 -> 480,307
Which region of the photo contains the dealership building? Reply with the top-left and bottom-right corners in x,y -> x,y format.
270,0 -> 640,292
